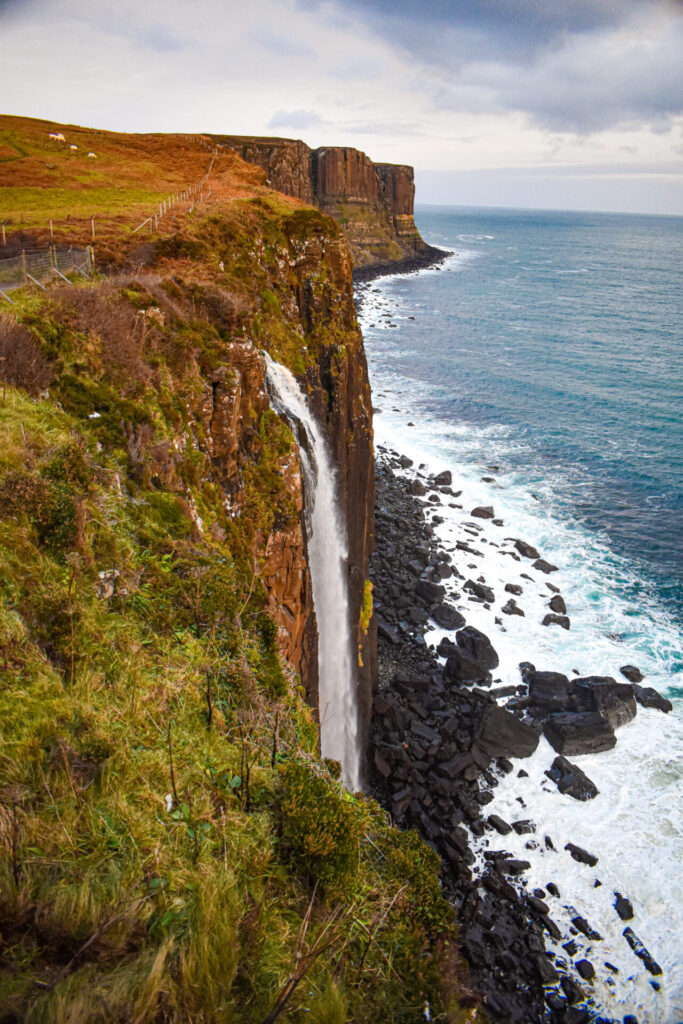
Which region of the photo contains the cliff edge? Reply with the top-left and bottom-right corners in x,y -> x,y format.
0,114 -> 472,1022
212,134 -> 444,274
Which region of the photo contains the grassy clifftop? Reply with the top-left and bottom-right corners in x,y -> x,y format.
0,117 -> 474,1023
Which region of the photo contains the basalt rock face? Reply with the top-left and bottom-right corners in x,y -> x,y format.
219,137 -> 315,203
293,224 -> 376,744
222,214 -> 374,744
213,135 -> 437,271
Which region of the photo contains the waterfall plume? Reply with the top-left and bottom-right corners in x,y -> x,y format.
264,354 -> 360,790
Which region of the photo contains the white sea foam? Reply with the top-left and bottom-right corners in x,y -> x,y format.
358,274 -> 683,1023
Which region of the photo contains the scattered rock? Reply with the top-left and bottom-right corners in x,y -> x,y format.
571,915 -> 602,940
471,506 -> 495,519
549,594 -> 567,614
546,755 -> 599,801
565,843 -> 599,867
620,664 -> 643,683
476,705 -> 540,759
443,649 -> 490,685
634,685 -> 672,713
408,478 -> 426,496
456,625 -> 499,670
431,603 -> 466,630
534,558 -> 558,574
433,470 -> 452,485
505,583 -> 523,595
575,959 -> 595,982
542,613 -> 570,630
488,814 -> 512,835
514,539 -> 540,559
544,713 -> 616,756
416,579 -> 446,604
528,671 -> 571,716
464,579 -> 495,603
571,676 -> 637,730
502,598 -> 524,616
535,954 -> 559,985
614,892 -> 634,921
560,976 -> 586,1004
622,927 -> 662,976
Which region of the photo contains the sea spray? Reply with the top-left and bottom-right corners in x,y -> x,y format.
264,355 -> 360,790
356,217 -> 683,1022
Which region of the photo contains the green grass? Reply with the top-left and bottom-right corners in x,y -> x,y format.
0,379 -> 467,1024
0,195 -> 475,1023
1,186 -> 168,224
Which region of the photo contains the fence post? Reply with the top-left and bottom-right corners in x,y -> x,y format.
21,250 -> 27,284
1,224 -> 5,246
91,217 -> 95,241
50,219 -> 54,240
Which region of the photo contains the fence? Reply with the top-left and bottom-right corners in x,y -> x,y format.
0,246 -> 94,303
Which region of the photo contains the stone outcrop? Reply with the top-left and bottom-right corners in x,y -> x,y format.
203,214 -> 375,746
212,135 -> 440,272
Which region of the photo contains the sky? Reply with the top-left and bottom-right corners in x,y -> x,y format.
1,0 -> 682,214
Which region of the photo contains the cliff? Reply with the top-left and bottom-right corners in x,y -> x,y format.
0,116 -> 471,1022
212,135 -> 440,272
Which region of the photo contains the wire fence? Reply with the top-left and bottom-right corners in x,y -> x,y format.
0,144 -> 218,304
1,147 -> 218,249
0,246 -> 94,303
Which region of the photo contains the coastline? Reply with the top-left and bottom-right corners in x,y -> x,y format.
352,243 -> 452,283
358,255 -> 681,1024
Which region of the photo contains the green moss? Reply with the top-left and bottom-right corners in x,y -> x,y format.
278,759 -> 366,890
360,579 -> 373,634
0,196 -> 471,1021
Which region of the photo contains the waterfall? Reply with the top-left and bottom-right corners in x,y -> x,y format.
264,355 -> 360,791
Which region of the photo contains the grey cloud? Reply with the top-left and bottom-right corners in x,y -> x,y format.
252,28 -> 315,58
459,15 -> 683,132
316,0 -> 683,133
309,0 -> 658,62
268,109 -> 327,129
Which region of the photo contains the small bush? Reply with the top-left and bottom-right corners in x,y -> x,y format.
0,316 -> 52,395
0,471 -> 75,552
278,759 -> 365,890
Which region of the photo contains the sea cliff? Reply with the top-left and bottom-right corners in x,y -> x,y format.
0,115 -> 471,1022
213,134 -> 444,274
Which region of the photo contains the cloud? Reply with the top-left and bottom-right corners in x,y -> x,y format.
305,0 -> 658,62
268,109 -> 327,130
315,0 -> 683,133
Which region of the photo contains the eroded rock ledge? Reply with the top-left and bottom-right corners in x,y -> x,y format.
211,134 -> 444,272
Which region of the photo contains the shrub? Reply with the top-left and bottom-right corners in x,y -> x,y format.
0,471 -> 75,552
278,759 -> 365,891
0,316 -> 52,395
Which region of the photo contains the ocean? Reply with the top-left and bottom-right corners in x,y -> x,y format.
356,206 -> 683,1024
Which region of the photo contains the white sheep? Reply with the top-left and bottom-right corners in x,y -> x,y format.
48,132 -> 66,142
69,144 -> 78,151
87,151 -> 97,159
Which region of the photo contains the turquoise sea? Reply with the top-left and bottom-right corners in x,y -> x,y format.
356,206 -> 683,1022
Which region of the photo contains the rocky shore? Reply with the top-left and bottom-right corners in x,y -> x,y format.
352,244 -> 451,283
367,450 -> 671,1024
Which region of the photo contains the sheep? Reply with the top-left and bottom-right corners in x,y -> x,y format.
87,152 -> 97,159
48,132 -> 66,142
69,144 -> 78,151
